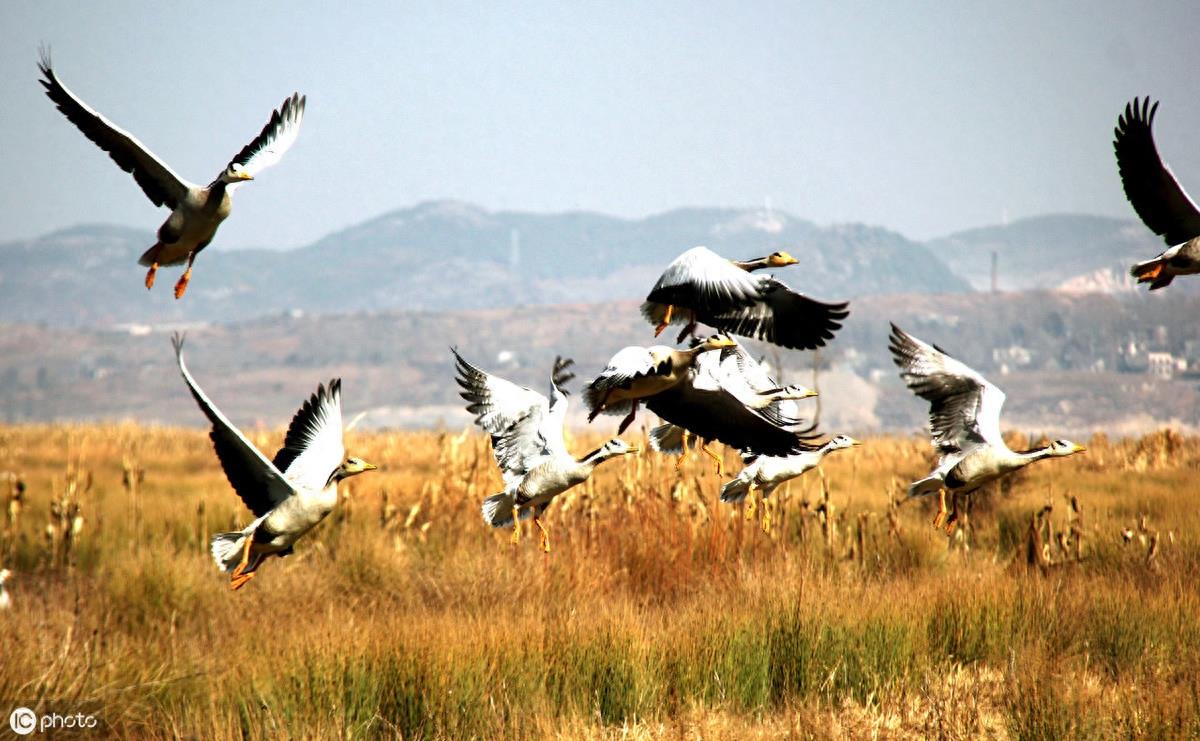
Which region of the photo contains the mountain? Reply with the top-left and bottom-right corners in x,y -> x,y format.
926,213 -> 1172,293
0,201 -> 967,326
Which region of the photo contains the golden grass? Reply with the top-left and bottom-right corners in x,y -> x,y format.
2,423 -> 1199,738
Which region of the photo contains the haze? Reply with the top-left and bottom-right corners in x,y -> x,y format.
2,0 -> 1198,250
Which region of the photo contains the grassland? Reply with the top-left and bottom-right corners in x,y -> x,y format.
1,423 -> 1198,739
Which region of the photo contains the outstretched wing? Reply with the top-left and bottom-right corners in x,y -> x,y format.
582,345 -> 671,418
453,349 -> 562,484
642,247 -> 763,320
228,93 -> 306,178
706,279 -> 849,350
888,323 -> 1006,453
1114,97 -> 1200,246
172,334 -> 293,516
646,369 -> 814,457
38,51 -> 192,209
272,380 -> 345,492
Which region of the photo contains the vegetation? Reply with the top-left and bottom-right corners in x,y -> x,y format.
2,423 -> 1198,738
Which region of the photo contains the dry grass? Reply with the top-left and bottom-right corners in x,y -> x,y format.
2,423 -> 1199,738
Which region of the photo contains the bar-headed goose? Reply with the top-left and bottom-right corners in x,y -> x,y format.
454,350 -> 637,552
640,246 -> 849,349
888,324 -> 1083,532
1115,98 -> 1200,289
647,338 -> 818,473
173,335 -> 375,590
38,52 -> 306,298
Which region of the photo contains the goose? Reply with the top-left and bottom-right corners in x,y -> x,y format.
888,324 -> 1084,532
719,435 -> 860,522
586,335 -> 813,457
1115,98 -> 1200,289
640,246 -> 849,349
38,52 -> 306,298
172,335 -> 375,590
453,350 -> 637,552
647,338 -> 819,473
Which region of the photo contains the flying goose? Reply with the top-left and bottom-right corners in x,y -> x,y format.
585,335 -> 814,457
641,246 -> 849,349
173,335 -> 375,590
453,350 -> 637,552
888,324 -> 1083,532
1114,98 -> 1200,289
719,434 -> 860,523
38,52 -> 306,298
647,338 -> 819,473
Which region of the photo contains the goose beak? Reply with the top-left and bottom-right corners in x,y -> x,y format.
236,171 -> 255,181
773,251 -> 798,266
626,446 -> 641,455
799,388 -> 818,399
849,438 -> 862,446
1070,444 -> 1086,454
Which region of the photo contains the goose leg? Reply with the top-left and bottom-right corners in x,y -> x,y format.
617,401 -> 639,435
943,493 -> 961,535
654,304 -> 675,336
144,262 -> 159,290
675,313 -> 698,344
534,517 -> 551,554
762,496 -> 772,534
744,483 -> 757,521
674,430 -> 692,471
932,488 -> 949,530
701,442 -> 725,476
229,537 -> 255,591
510,506 -> 521,546
173,252 -> 196,300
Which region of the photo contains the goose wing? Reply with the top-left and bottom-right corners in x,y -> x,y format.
888,323 -> 1006,453
583,345 -> 671,417
1114,97 -> 1200,246
706,279 -> 849,350
228,93 -> 306,178
38,53 -> 192,209
271,380 -> 346,492
453,350 -> 563,484
172,334 -> 294,517
646,369 -> 814,457
642,247 -> 763,319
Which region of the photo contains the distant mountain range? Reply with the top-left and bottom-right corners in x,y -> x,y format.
0,202 -> 1174,327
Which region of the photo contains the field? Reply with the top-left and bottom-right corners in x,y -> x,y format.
2,423 -> 1199,739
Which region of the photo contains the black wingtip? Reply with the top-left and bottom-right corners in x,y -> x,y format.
170,331 -> 186,357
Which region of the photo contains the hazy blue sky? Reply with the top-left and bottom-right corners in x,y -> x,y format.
2,1 -> 1198,249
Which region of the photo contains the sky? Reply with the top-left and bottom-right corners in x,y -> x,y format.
2,1 -> 1198,249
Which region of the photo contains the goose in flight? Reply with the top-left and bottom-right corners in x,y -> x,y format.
173,335 -> 375,590
1114,98 -> 1200,289
647,338 -> 818,473
454,350 -> 637,552
641,246 -> 849,349
888,324 -> 1083,532
586,335 -> 814,457
719,434 -> 860,525
38,52 -> 306,298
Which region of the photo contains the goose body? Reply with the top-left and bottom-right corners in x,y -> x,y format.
173,335 -> 375,589
720,435 -> 859,503
641,246 -> 849,349
38,53 -> 305,298
1114,98 -> 1200,289
454,350 -> 636,552
888,324 -> 1083,531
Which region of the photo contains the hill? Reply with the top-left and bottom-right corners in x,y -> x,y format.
0,202 -> 965,326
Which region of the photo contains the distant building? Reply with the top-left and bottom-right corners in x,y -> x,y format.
1146,352 -> 1185,379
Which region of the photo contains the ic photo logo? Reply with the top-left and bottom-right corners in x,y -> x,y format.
8,707 -> 36,735
8,706 -> 99,735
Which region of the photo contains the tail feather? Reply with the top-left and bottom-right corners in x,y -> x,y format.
138,243 -> 163,267
481,492 -> 531,529
720,477 -> 752,504
907,474 -> 944,499
649,424 -> 691,455
210,531 -> 248,573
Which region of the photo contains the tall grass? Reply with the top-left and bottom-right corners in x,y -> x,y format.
1,424 -> 1199,737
